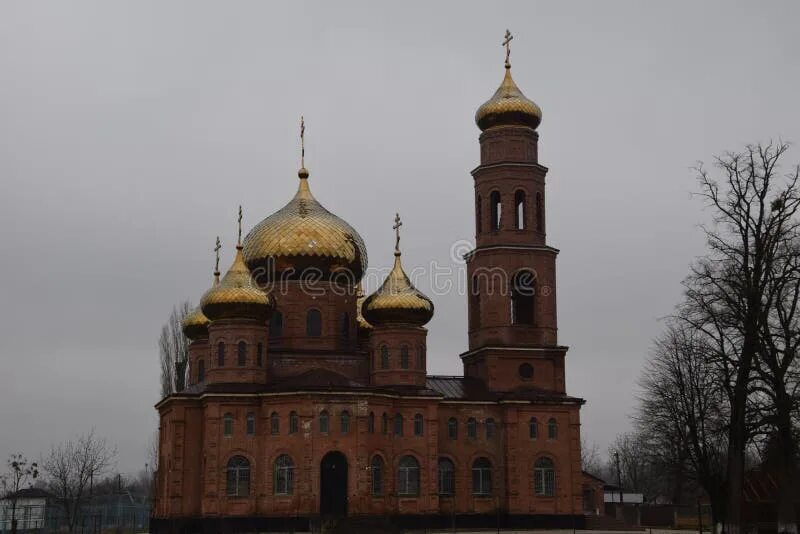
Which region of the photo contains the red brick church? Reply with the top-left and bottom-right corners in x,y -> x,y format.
152,34 -> 586,532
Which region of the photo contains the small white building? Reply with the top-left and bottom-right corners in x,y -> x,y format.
0,488 -> 54,531
604,484 -> 645,504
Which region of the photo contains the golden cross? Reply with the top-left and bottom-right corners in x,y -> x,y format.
393,212 -> 402,253
237,205 -> 243,245
300,115 -> 305,168
502,29 -> 513,67
214,236 -> 221,273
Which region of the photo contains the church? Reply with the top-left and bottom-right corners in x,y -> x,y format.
152,33 -> 586,532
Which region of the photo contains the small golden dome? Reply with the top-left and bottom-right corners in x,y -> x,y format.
362,227 -> 434,327
200,245 -> 273,322
475,66 -> 542,131
182,305 -> 210,341
243,169 -> 368,282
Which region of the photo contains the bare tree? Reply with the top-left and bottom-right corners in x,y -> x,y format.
683,142 -> 800,534
0,454 -> 38,534
581,438 -> 603,478
638,322 -> 728,523
159,301 -> 191,398
42,430 -> 117,534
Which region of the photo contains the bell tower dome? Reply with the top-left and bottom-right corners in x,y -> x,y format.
463,31 -> 567,394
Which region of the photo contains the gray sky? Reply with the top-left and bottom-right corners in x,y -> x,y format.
1,1 -> 799,475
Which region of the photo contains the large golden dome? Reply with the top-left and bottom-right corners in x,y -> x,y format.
200,245 -> 273,321
475,65 -> 541,131
242,169 -> 368,283
362,226 -> 433,327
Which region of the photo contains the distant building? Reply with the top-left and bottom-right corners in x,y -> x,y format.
153,34 -> 587,533
0,488 -> 56,531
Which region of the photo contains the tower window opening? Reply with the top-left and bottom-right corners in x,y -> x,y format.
256,342 -> 263,367
548,417 -> 558,440
217,342 -> 225,367
380,345 -> 389,369
237,341 -> 246,366
447,418 -> 458,440
382,412 -> 389,434
341,312 -> 350,339
515,190 -> 526,230
289,411 -> 298,434
476,194 -> 483,234
536,192 -> 543,232
246,413 -> 255,436
400,346 -> 409,369
368,412 -> 375,433
486,418 -> 496,439
197,359 -> 205,382
417,345 -> 425,369
270,310 -> 283,337
223,413 -> 234,437
511,270 -> 535,325
490,191 -> 501,231
467,417 -> 477,439
306,309 -> 322,337
394,413 -> 404,436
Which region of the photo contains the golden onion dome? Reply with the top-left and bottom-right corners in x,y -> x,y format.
475,65 -> 541,131
200,245 -> 273,322
182,304 -> 211,341
242,168 -> 368,283
362,217 -> 433,327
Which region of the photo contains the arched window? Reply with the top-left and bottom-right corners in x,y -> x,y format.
226,456 -> 250,497
400,346 -> 409,369
306,309 -> 322,337
548,418 -> 558,440
368,412 -> 375,434
511,270 -> 535,325
289,411 -> 298,434
380,345 -> 389,369
237,341 -> 247,366
535,192 -> 543,232
340,410 -> 350,434
472,457 -> 492,496
486,418 -> 496,439
470,275 -> 481,330
467,417 -> 477,439
382,412 -> 389,434
414,413 -> 424,436
217,342 -> 225,366
246,413 -> 255,436
534,457 -> 555,496
447,418 -> 458,440
438,458 -> 455,496
371,455 -> 384,495
490,191 -> 501,231
397,456 -> 420,496
394,414 -> 404,437
341,313 -> 350,339
270,310 -> 283,337
476,194 -> 482,234
223,413 -> 234,437
529,417 -> 538,439
270,412 -> 279,435
197,359 -> 205,382
319,410 -> 329,434
417,345 -> 425,369
256,343 -> 263,367
515,190 -> 526,230
274,455 -> 295,495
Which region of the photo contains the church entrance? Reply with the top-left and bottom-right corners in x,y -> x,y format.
320,451 -> 348,517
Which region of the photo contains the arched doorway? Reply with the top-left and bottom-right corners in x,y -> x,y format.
320,451 -> 348,517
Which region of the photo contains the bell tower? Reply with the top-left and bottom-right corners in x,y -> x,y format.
463,31 -> 567,394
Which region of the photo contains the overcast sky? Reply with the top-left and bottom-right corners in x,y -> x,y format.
1,1 -> 799,475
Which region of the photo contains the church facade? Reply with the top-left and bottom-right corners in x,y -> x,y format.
152,38 -> 585,532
